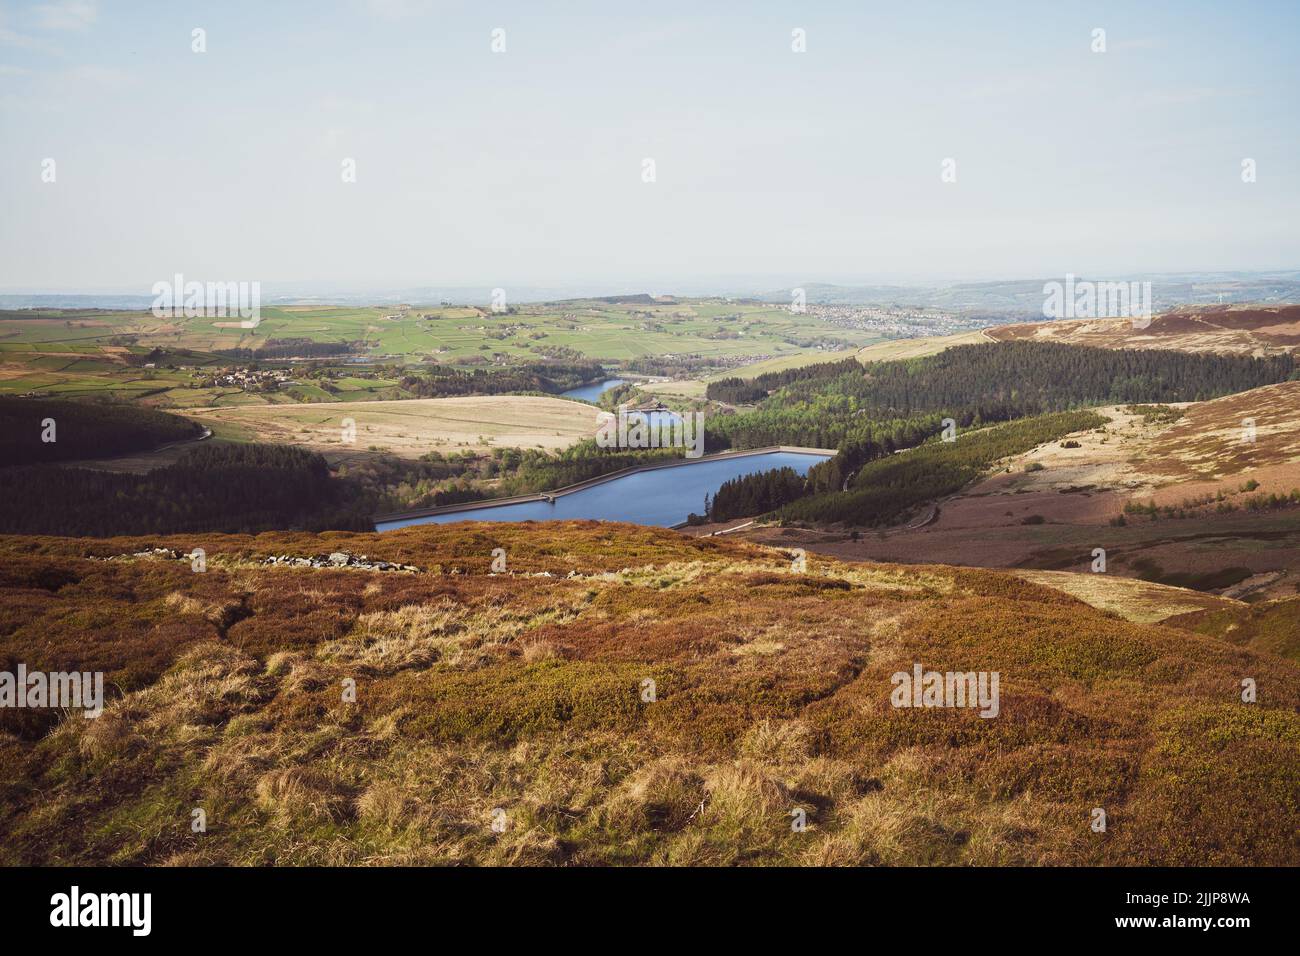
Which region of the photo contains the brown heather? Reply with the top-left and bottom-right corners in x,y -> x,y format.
0,521 -> 1296,866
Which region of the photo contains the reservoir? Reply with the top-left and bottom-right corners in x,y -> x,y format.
376,450 -> 831,530
560,378 -> 626,402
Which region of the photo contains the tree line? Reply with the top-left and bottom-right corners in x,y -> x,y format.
706,358 -> 860,404
399,360 -> 607,399
776,342 -> 1295,418
0,443 -> 372,536
0,398 -> 203,466
705,466 -> 809,522
777,410 -> 1109,526
700,342 -> 1295,460
215,338 -> 360,360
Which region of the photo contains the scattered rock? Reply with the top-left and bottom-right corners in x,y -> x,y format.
260,551 -> 420,573
90,547 -> 422,573
92,547 -> 188,563
132,547 -> 185,560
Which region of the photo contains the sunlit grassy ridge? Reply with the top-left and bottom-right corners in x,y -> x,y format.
0,522 -> 1296,866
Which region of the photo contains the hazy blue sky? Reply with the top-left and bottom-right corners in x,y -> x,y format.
2,0 -> 1297,292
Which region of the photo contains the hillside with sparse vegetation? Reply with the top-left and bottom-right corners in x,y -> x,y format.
1,522 -> 1295,866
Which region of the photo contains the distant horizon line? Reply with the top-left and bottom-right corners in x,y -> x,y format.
4,267 -> 1300,301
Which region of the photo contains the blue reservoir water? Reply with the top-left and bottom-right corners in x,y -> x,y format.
376,450 -> 830,530
560,378 -> 626,402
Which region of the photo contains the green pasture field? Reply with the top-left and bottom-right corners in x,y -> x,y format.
0,299 -> 883,407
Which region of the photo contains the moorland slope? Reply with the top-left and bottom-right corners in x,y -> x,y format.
1,522 -> 1295,866
988,304 -> 1300,355
734,383 -> 1300,602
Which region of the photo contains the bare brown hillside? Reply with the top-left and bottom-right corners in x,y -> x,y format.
988,304 -> 1300,355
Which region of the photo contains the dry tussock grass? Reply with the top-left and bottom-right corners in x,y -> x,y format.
600,755 -> 705,832
740,719 -> 813,763
77,711 -> 139,762
325,600 -> 471,673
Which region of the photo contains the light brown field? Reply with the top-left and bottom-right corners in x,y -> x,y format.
648,351 -> 858,403
710,350 -> 856,378
1009,570 -> 1242,624
188,395 -> 600,458
644,379 -> 707,400
875,382 -> 1300,529
855,329 -> 992,363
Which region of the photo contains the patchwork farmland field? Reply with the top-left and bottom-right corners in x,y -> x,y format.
0,299 -> 882,407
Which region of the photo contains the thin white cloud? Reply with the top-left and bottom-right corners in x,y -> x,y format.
0,63 -> 31,75
31,0 -> 98,31
0,26 -> 59,53
362,0 -> 435,21
1113,37 -> 1162,52
63,63 -> 130,87
315,94 -> 378,114
1136,87 -> 1224,108
958,78 -> 1034,102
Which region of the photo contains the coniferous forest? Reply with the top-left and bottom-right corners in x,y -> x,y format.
398,361 -> 607,399
708,342 -> 1294,415
0,443 -> 372,536
702,342 -> 1293,457
0,397 -> 203,465
706,466 -> 809,522
696,340 -> 1265,524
